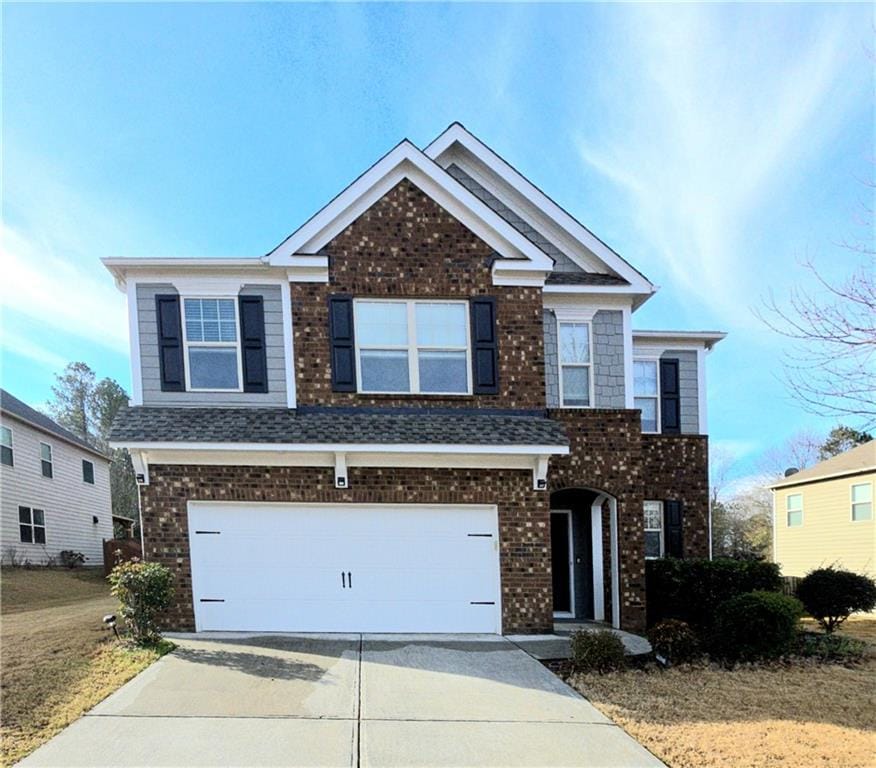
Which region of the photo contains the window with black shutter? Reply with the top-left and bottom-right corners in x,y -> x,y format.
660,358 -> 680,434
239,296 -> 268,393
470,297 -> 499,395
329,295 -> 357,392
664,500 -> 684,558
155,294 -> 185,392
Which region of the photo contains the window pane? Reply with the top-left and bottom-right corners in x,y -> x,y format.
20,525 -> 32,543
644,531 -> 662,558
188,347 -> 240,389
40,443 -> 52,461
218,300 -> 237,342
787,510 -> 803,527
561,366 -> 590,406
418,351 -> 467,393
644,502 -> 663,530
41,461 -> 53,479
634,360 -> 658,396
185,299 -> 237,343
360,350 -> 410,392
32,509 -> 45,526
415,303 -> 467,347
851,484 -> 872,504
1,446 -> 12,466
636,398 -> 658,432
852,502 -> 872,522
34,527 -> 46,545
83,460 -> 94,484
356,302 -> 408,346
787,494 -> 802,512
18,507 -> 31,524
559,323 -> 590,364
0,426 -> 11,447
184,299 -> 204,341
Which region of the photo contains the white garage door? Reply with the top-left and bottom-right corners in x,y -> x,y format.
188,502 -> 501,633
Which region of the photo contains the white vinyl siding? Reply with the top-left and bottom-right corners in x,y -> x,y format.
851,482 -> 872,522
0,416 -> 112,566
787,493 -> 803,527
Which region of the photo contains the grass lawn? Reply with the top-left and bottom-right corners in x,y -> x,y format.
1,568 -> 169,767
569,619 -> 876,768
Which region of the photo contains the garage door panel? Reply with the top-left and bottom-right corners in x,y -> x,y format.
188,503 -> 500,633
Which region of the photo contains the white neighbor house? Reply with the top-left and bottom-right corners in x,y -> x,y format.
1,389 -> 113,566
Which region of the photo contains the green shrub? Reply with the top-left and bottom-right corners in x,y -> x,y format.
711,591 -> 803,661
646,558 -> 782,630
570,629 -> 626,673
647,619 -> 701,665
793,632 -> 867,663
108,560 -> 174,645
796,567 -> 876,634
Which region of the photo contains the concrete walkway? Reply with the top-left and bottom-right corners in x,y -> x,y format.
508,623 -> 653,661
19,634 -> 662,767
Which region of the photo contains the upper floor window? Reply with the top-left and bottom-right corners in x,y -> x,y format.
1,426 -> 12,466
644,501 -> 664,558
354,300 -> 470,394
786,493 -> 803,526
40,442 -> 53,479
634,360 -> 660,433
182,298 -> 242,391
19,506 -> 46,544
851,482 -> 872,522
558,321 -> 592,407
82,459 -> 95,484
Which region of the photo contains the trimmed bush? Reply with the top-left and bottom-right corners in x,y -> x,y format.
796,567 -> 876,634
711,591 -> 803,661
647,619 -> 700,665
570,629 -> 626,673
646,558 -> 782,630
108,560 -> 174,645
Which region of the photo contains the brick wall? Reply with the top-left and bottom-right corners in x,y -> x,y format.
139,464 -> 553,634
291,179 -> 546,409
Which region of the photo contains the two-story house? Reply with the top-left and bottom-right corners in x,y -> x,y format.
1,389 -> 113,566
104,124 -> 724,635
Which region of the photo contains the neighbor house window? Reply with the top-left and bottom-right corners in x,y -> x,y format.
182,298 -> 242,391
82,459 -> 95,484
558,321 -> 592,407
644,501 -> 664,558
19,506 -> 46,544
786,493 -> 803,526
40,442 -> 53,478
634,360 -> 659,432
851,483 -> 872,522
354,300 -> 470,394
1,426 -> 12,466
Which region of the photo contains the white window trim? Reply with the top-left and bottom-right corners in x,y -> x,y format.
181,296 -> 244,393
786,493 -> 803,527
644,500 -> 664,559
19,505 -> 47,545
39,441 -> 53,479
1,425 -> 13,466
82,459 -> 95,485
851,481 -> 873,522
557,317 -> 595,409
353,299 -> 472,396
633,357 -> 661,433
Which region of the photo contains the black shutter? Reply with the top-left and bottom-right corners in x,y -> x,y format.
328,295 -> 357,392
664,500 -> 684,558
470,297 -> 499,394
660,358 -> 681,434
239,296 -> 268,393
155,295 -> 185,392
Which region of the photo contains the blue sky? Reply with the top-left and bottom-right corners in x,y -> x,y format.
2,3 -> 873,480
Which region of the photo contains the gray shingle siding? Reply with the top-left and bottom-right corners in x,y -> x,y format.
543,309 -> 626,408
662,350 -> 699,434
446,164 -> 583,273
137,283 -> 287,407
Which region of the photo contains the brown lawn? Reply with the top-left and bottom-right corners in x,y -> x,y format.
569,620 -> 876,768
0,568 -> 167,767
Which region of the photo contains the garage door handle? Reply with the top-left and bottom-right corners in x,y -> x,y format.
341,571 -> 346,588
347,571 -> 352,589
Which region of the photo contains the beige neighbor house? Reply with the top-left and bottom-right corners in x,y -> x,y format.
770,440 -> 875,579
1,389 -> 114,567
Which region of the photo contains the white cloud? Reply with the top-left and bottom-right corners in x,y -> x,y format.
575,4 -> 867,325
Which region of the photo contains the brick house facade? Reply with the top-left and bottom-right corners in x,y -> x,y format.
107,124 -> 723,636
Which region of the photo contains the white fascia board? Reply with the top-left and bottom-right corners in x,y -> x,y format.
543,293 -> 634,311
110,440 -> 569,455
265,140 -> 553,271
632,330 -> 727,351
126,281 -> 144,406
424,124 -> 655,293
543,284 -> 655,312
102,258 -> 283,291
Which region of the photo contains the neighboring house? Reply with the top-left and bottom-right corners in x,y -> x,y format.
770,440 -> 875,579
0,389 -> 113,566
103,123 -> 724,635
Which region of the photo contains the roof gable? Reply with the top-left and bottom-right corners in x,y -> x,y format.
770,440 -> 876,488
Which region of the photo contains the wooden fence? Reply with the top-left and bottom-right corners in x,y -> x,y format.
103,539 -> 142,576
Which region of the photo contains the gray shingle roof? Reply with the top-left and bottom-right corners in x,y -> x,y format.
110,406 -> 569,448
545,272 -> 629,286
0,389 -> 109,460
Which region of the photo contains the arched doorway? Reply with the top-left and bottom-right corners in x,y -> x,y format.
550,487 -> 619,627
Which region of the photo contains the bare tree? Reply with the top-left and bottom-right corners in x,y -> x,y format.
757,178 -> 875,428
758,428 -> 823,480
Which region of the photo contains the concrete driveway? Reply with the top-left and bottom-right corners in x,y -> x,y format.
19,634 -> 662,767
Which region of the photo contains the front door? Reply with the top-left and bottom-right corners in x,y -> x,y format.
551,511 -> 574,616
